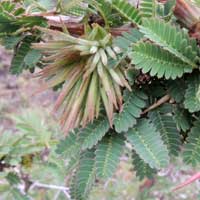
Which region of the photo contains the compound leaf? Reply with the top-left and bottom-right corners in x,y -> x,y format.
126,119 -> 169,169
70,150 -> 96,200
95,134 -> 124,179
184,74 -> 200,112
149,109 -> 181,156
130,42 -> 192,79
132,150 -> 156,180
140,19 -> 198,68
114,89 -> 147,133
110,0 -> 142,25
80,114 -> 109,150
183,121 -> 200,166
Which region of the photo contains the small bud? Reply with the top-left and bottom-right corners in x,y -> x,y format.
112,46 -> 122,54
90,46 -> 98,54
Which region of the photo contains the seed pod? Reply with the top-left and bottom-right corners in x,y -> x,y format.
76,38 -> 99,46
99,33 -> 112,46
83,72 -> 98,123
80,51 -> 92,56
116,68 -> 132,91
90,46 -> 98,54
99,48 -> 108,66
99,67 -> 118,109
83,52 -> 100,78
97,61 -> 104,78
100,86 -> 113,127
112,45 -> 122,54
34,24 -> 132,134
73,45 -> 90,52
108,68 -> 124,87
105,46 -> 117,60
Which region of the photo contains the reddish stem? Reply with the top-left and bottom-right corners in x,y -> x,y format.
173,172 -> 200,191
174,0 -> 200,40
48,21 -> 134,36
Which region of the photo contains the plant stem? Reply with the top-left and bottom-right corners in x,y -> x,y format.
174,0 -> 200,40
47,17 -> 133,36
30,182 -> 70,191
141,94 -> 171,115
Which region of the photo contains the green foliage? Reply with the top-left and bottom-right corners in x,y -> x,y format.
0,109 -> 69,199
156,0 -> 176,19
79,114 -> 109,150
70,150 -> 96,200
132,150 -> 156,180
10,188 -> 29,200
126,119 -> 169,169
139,19 -> 199,68
56,114 -> 109,155
67,6 -> 87,16
167,79 -> 186,103
0,1 -> 46,36
62,0 -> 84,12
140,0 -> 156,18
111,28 -> 143,68
149,107 -> 181,156
6,173 -> 21,186
110,0 -> 142,24
173,106 -> 191,132
114,28 -> 143,51
184,74 -> 200,112
56,129 -> 81,159
0,1 -> 23,35
2,36 -> 24,49
113,89 -> 147,133
14,16 -> 47,27
13,110 -> 53,146
194,0 -> 200,5
59,0 -> 88,16
0,110 -> 54,168
183,121 -> 200,166
24,49 -> 42,68
130,42 -> 192,79
95,134 -> 124,179
0,1 -> 46,74
92,0 -> 113,26
10,36 -> 38,74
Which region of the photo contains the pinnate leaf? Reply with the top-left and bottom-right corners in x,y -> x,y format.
126,119 -> 169,169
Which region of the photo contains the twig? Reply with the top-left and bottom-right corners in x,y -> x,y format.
27,13 -> 134,36
47,17 -> 133,36
54,191 -> 61,200
24,11 -> 58,17
46,15 -> 83,23
29,182 -> 71,199
63,190 -> 71,199
30,182 -> 70,191
141,94 -> 171,115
